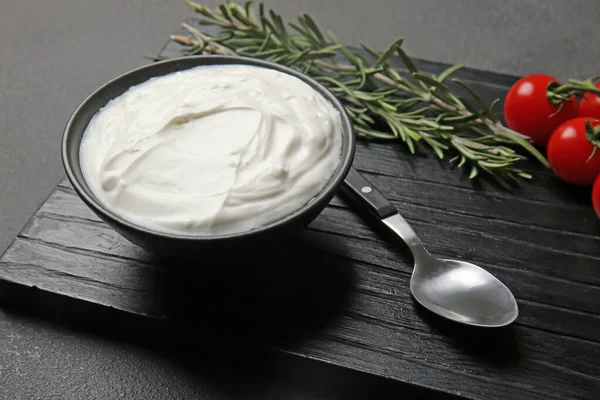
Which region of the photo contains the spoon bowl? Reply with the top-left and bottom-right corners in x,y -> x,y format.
411,257 -> 518,327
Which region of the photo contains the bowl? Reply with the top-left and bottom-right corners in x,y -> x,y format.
61,55 -> 356,256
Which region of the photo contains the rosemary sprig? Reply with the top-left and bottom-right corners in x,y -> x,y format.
172,0 -> 550,188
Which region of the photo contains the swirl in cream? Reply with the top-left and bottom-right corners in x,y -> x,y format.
80,65 -> 343,235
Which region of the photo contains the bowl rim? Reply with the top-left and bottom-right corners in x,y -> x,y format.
62,55 -> 356,242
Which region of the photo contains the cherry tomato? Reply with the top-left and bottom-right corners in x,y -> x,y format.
593,175 -> 600,219
547,117 -> 600,185
504,74 -> 579,146
578,82 -> 600,119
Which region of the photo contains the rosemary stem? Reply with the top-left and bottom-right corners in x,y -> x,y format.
181,22 -> 236,55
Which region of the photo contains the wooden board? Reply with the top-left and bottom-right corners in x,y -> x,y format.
1,30 -> 600,400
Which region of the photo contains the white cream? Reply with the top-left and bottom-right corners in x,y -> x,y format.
80,64 -> 343,235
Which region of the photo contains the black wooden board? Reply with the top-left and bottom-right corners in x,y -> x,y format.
2,28 -> 600,400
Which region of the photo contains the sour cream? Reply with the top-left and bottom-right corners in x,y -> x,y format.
80,64 -> 343,235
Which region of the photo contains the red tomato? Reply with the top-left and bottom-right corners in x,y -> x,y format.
578,82 -> 600,119
593,175 -> 600,219
504,74 -> 579,146
547,117 -> 600,185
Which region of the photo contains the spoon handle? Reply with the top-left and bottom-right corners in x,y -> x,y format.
342,167 -> 429,261
341,167 -> 397,219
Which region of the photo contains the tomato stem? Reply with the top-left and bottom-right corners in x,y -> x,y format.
549,77 -> 600,103
586,120 -> 600,161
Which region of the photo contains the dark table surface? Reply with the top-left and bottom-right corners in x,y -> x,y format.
2,306 -> 451,400
3,2 -> 600,400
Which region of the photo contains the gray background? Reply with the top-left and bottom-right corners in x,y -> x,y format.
1,1 -> 599,399
1,0 -> 600,253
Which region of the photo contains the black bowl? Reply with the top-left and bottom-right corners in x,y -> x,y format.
61,55 -> 356,256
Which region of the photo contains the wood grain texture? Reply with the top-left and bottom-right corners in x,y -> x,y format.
1,32 -> 600,400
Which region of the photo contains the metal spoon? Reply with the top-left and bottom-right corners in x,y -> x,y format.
341,167 -> 518,327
